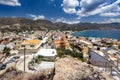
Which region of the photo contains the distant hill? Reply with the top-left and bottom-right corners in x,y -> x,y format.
0,17 -> 120,32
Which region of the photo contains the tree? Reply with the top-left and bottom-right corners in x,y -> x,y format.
3,47 -> 11,56
118,42 -> 120,49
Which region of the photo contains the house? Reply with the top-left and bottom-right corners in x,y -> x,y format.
107,49 -> 120,58
54,35 -> 70,49
0,45 -> 5,53
19,39 -> 41,54
10,50 -> 19,55
35,49 -> 57,58
13,40 -> 22,50
90,50 -> 113,67
79,40 -> 93,48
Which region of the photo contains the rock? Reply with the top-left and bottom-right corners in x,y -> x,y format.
1,56 -> 114,80
53,56 -> 114,80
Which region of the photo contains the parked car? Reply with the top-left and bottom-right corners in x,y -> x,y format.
9,58 -> 16,62
7,58 -> 16,64
13,55 -> 20,59
0,64 -> 6,70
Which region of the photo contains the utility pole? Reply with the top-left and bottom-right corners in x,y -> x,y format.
117,59 -> 119,69
24,47 -> 26,72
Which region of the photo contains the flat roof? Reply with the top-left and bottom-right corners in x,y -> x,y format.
79,40 -> 92,45
35,49 -> 57,57
21,39 -> 40,45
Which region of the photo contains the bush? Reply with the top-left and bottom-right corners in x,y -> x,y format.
3,47 -> 11,56
34,55 -> 55,63
57,48 -> 84,61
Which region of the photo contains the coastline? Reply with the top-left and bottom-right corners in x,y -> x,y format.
73,29 -> 120,40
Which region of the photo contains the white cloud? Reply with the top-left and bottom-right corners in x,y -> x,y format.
61,0 -> 120,18
100,12 -> 120,17
56,17 -> 64,22
104,18 -> 120,23
56,17 -> 80,24
61,0 -> 79,14
76,0 -> 120,17
77,0 -> 108,17
0,0 -> 21,6
51,18 -> 54,20
63,20 -> 80,24
28,14 -> 45,20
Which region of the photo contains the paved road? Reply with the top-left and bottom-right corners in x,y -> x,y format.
16,34 -> 53,73
16,55 -> 35,73
0,62 -> 16,76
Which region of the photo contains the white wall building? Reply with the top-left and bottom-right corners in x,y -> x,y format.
35,49 -> 57,57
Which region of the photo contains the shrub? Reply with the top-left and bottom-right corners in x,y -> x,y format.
57,48 -> 84,61
3,47 -> 11,56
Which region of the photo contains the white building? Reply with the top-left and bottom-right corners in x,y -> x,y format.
35,49 -> 57,57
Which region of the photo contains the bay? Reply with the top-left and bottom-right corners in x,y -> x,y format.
73,30 -> 120,40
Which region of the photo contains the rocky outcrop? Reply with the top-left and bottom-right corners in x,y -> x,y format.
0,68 -> 54,80
53,56 -> 114,80
1,56 -> 114,80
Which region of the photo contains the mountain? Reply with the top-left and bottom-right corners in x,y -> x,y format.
0,17 -> 120,32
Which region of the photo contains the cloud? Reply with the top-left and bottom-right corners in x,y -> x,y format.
0,0 -> 21,6
61,0 -> 79,14
28,14 -> 45,20
104,18 -> 120,23
56,17 -> 80,24
80,0 -> 107,13
51,18 -> 54,20
48,0 -> 56,7
77,0 -> 120,17
61,0 -> 120,18
77,0 -> 108,17
56,17 -> 64,22
100,12 -> 120,17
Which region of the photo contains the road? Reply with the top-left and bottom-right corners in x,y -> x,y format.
16,35 -> 50,73
0,62 -> 16,76
16,55 -> 35,73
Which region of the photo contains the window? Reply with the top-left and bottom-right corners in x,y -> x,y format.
52,51 -> 54,54
21,45 -> 25,47
30,45 -> 34,47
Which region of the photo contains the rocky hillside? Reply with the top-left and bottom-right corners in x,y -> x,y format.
0,17 -> 120,32
54,56 -> 114,80
0,17 -> 56,32
0,56 -> 114,80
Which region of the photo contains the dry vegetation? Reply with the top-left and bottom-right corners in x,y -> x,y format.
0,68 -> 54,80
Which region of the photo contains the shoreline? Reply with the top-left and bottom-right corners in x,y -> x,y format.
73,29 -> 120,40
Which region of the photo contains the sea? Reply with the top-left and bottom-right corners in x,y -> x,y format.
73,30 -> 120,40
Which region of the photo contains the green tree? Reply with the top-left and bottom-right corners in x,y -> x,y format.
3,47 -> 11,56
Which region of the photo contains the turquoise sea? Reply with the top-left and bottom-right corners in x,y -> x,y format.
73,30 -> 120,40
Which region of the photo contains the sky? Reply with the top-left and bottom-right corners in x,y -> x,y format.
0,0 -> 120,24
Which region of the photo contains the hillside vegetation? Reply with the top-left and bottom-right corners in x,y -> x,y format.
0,17 -> 120,32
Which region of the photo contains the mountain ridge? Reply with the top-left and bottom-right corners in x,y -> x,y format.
0,17 -> 120,32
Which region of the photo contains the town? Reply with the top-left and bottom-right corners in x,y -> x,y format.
0,30 -> 120,80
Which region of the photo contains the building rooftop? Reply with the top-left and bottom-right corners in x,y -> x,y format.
21,39 -> 40,45
35,49 -> 57,57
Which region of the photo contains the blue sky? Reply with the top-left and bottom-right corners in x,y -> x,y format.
0,0 -> 120,24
